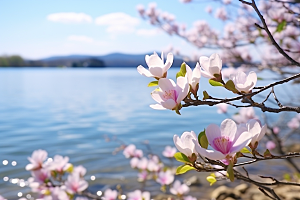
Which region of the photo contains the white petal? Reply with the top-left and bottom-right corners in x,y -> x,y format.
220,119 -> 237,141
151,90 -> 163,103
164,53 -> 174,72
230,131 -> 252,153
194,141 -> 225,160
176,76 -> 189,102
147,54 -> 164,68
149,67 -> 164,78
191,63 -> 201,88
137,65 -> 154,77
201,70 -> 214,79
257,124 -> 267,142
206,124 -> 221,150
247,119 -> 261,141
158,78 -> 176,92
161,99 -> 177,110
150,104 -> 166,110
209,53 -> 222,74
185,63 -> 193,84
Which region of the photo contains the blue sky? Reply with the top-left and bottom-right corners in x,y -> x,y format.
0,0 -> 219,59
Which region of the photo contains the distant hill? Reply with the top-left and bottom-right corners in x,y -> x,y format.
35,52 -> 197,68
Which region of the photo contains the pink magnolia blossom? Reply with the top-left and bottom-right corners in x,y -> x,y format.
273,126 -> 280,134
173,131 -> 198,158
137,52 -> 173,79
215,7 -> 228,21
127,190 -> 150,200
150,77 -> 189,111
46,155 -> 70,173
0,195 -> 7,200
130,157 -> 139,168
104,189 -> 118,200
199,53 -> 222,79
230,71 -> 257,93
184,196 -> 197,200
194,119 -> 252,164
65,174 -> 88,194
266,141 -> 276,150
123,144 -> 143,158
73,165 -> 87,177
185,62 -> 201,97
137,157 -> 148,170
232,107 -> 257,124
217,103 -> 228,114
26,149 -> 48,171
162,146 -> 177,158
147,155 -> 161,172
287,117 -> 300,130
156,170 -> 174,185
246,119 -> 267,148
138,171 -> 148,182
170,180 -> 190,195
221,67 -> 236,79
49,187 -> 69,200
31,168 -> 50,183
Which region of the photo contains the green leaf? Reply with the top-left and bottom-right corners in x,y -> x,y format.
257,77 -> 263,80
209,79 -> 224,87
174,152 -> 191,163
276,20 -> 287,33
198,130 -> 208,149
224,80 -> 238,93
264,149 -> 272,158
147,81 -> 158,87
176,164 -> 195,175
240,147 -> 251,154
283,173 -> 291,181
227,162 -> 234,182
176,62 -> 187,79
203,91 -> 210,100
206,175 -> 217,186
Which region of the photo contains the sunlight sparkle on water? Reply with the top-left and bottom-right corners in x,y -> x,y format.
90,175 -> 95,181
12,161 -> 17,166
26,194 -> 31,199
2,160 -> 8,165
17,192 -> 22,197
97,191 -> 102,196
121,195 -> 126,199
3,177 -> 9,181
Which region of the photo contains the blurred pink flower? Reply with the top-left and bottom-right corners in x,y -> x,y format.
0,195 -> 7,200
104,189 -> 118,200
31,168 -> 50,183
266,141 -> 276,150
162,146 -> 177,158
137,52 -> 173,79
46,155 -> 70,173
173,131 -> 198,158
184,196 -> 197,200
273,126 -> 280,134
138,171 -> 148,182
130,157 -> 139,168
170,180 -> 190,195
123,144 -> 143,158
127,190 -> 150,200
73,165 -> 87,177
156,170 -> 174,185
26,149 -> 48,171
137,157 -> 148,170
65,174 -> 88,194
150,77 -> 189,111
246,119 -> 267,148
217,103 -> 228,114
232,107 -> 257,124
288,117 -> 300,130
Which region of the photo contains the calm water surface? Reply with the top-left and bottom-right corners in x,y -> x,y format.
0,68 -> 298,199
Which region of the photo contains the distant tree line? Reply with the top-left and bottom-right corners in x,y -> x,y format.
0,55 -> 25,67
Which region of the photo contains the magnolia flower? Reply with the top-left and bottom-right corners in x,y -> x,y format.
31,168 -> 50,183
0,195 -> 7,200
26,149 -> 48,171
194,119 -> 252,164
138,170 -> 148,182
184,196 -> 197,200
199,53 -> 222,79
287,117 -> 300,130
150,77 -> 189,111
217,103 -> 228,114
65,174 -> 88,194
104,189 -> 118,200
156,170 -> 174,185
232,107 -> 257,124
273,126 -> 280,134
230,71 -> 257,93
50,187 -> 69,200
46,155 -> 70,173
185,63 -> 201,97
127,190 -> 150,200
73,165 -> 87,177
137,157 -> 148,170
246,119 -> 267,149
123,144 -> 143,158
266,141 -> 276,150
173,131 -> 198,158
130,157 -> 139,168
162,146 -> 177,158
170,180 -> 190,195
137,52 -> 173,79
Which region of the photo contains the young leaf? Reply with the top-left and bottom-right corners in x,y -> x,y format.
240,147 -> 251,154
227,162 -> 234,182
203,90 -> 210,100
283,173 -> 291,181
264,149 -> 272,158
176,164 -> 195,175
174,152 -> 191,163
209,79 -> 224,87
198,130 -> 208,149
147,81 -> 158,87
206,175 -> 217,186
225,80 -> 238,93
276,20 -> 287,33
176,62 -> 187,78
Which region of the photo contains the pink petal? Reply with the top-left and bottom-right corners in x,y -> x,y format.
230,131 -> 252,153
137,65 -> 153,77
208,53 -> 222,75
147,54 -> 164,68
158,78 -> 176,92
176,77 -> 189,103
206,124 -> 221,149
161,99 -> 177,110
194,141 -> 225,160
149,67 -> 164,78
164,53 -> 174,72
199,56 -> 210,72
151,90 -> 163,103
201,70 -> 214,79
220,119 -> 237,141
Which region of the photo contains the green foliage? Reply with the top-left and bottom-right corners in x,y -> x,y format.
227,162 -> 234,182
0,55 -> 25,67
209,79 -> 224,87
148,81 -> 158,87
240,147 -> 251,154
276,20 -> 287,33
176,164 -> 195,175
206,174 -> 217,186
283,173 -> 291,181
224,80 -> 238,93
198,130 -> 208,149
174,152 -> 191,164
264,149 -> 272,158
203,91 -> 210,100
176,62 -> 187,79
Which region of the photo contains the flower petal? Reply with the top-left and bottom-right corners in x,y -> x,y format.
149,67 -> 164,78
150,104 -> 167,110
208,53 -> 222,75
220,119 -> 237,141
176,76 -> 189,103
137,65 -> 154,77
151,90 -> 163,103
158,78 -> 176,92
206,124 -> 221,149
161,99 -> 177,110
164,53 -> 174,72
194,140 -> 225,160
230,131 -> 252,153
199,56 -> 209,72
147,53 -> 164,68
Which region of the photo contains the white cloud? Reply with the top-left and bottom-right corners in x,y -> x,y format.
95,12 -> 140,34
47,12 -> 92,23
136,28 -> 161,37
67,35 -> 94,43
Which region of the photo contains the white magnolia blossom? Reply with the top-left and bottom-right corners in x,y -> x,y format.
246,119 -> 267,148
150,77 -> 189,110
185,62 -> 201,97
199,53 -> 222,79
230,71 -> 257,93
173,131 -> 198,158
137,52 -> 173,79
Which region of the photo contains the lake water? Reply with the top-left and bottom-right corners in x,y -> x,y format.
0,68 -> 298,199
